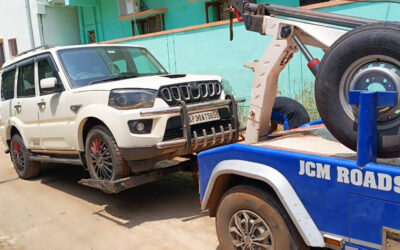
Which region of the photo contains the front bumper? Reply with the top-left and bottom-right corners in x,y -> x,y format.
121,96 -> 245,161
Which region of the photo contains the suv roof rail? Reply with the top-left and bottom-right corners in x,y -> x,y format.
18,45 -> 53,56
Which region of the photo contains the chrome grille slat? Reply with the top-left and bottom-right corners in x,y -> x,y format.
159,81 -> 222,106
180,85 -> 191,101
161,88 -> 172,102
191,86 -> 201,100
208,82 -> 215,96
200,83 -> 209,98
215,82 -> 222,95
171,86 -> 181,101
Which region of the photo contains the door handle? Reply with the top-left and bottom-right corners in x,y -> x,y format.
37,102 -> 46,108
14,104 -> 21,111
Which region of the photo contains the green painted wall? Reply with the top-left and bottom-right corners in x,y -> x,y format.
116,2 -> 400,119
77,0 -> 229,43
76,0 -> 301,43
76,0 -> 132,43
145,0 -> 207,30
98,0 -> 132,41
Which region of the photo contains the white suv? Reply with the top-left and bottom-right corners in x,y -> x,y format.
0,44 -> 241,187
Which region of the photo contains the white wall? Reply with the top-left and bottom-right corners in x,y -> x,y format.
0,0 -> 35,63
41,5 -> 80,46
0,0 -> 80,67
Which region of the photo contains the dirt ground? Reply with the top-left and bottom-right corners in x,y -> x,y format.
0,146 -> 219,250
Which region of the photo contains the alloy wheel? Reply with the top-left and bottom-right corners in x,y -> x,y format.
228,210 -> 274,250
90,138 -> 113,180
12,141 -> 24,171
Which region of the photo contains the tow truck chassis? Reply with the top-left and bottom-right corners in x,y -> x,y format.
79,158 -> 196,193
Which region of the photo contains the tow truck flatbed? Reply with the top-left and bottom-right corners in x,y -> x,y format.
254,124 -> 400,166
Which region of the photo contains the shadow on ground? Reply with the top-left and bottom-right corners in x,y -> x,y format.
38,163 -> 207,229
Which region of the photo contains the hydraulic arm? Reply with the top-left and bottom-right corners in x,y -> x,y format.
229,1 -> 379,143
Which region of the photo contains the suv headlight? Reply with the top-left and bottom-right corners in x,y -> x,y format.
108,89 -> 157,109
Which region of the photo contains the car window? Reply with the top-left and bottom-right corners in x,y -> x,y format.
1,69 -> 16,101
17,63 -> 35,98
112,59 -> 128,73
38,59 -> 59,94
38,59 -> 57,81
58,47 -> 167,88
59,49 -> 110,87
132,51 -> 160,74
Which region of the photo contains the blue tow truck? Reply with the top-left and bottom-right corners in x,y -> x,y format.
198,2 -> 400,250
199,91 -> 400,250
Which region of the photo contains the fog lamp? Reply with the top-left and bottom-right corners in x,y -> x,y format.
128,120 -> 152,134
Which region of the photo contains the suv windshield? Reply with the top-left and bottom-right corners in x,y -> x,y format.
57,46 -> 167,88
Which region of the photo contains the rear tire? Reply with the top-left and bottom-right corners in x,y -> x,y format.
316,22 -> 400,157
85,125 -> 130,181
10,134 -> 40,179
215,185 -> 308,250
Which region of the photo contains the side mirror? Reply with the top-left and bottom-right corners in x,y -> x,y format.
40,77 -> 58,93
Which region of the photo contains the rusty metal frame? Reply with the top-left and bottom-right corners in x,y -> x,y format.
157,96 -> 243,150
180,100 -> 192,153
226,94 -> 240,142
79,159 -> 195,193
383,227 -> 400,250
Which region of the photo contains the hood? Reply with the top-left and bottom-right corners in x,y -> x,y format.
72,74 -> 222,92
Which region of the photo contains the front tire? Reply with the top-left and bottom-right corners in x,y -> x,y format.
85,125 -> 130,181
10,134 -> 40,179
216,185 -> 308,250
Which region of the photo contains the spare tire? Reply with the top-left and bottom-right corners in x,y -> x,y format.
316,22 -> 400,158
271,96 -> 310,130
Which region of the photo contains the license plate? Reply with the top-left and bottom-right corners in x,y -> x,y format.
189,110 -> 220,125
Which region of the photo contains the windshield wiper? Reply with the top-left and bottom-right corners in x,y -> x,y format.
89,74 -> 139,85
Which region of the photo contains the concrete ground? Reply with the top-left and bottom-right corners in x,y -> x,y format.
0,147 -> 219,250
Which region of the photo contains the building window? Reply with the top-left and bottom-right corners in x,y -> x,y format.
0,39 -> 5,69
300,0 -> 329,6
8,38 -> 18,57
88,30 -> 97,44
131,14 -> 165,36
205,2 -> 222,23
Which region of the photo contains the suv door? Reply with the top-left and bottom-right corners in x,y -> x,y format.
0,67 -> 17,145
13,59 -> 41,149
36,54 -> 75,151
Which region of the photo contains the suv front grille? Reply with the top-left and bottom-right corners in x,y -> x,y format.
163,108 -> 233,141
159,81 -> 222,106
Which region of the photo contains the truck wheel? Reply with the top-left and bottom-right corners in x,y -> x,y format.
316,22 -> 400,157
216,185 -> 308,250
85,125 -> 130,181
10,134 -> 40,179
